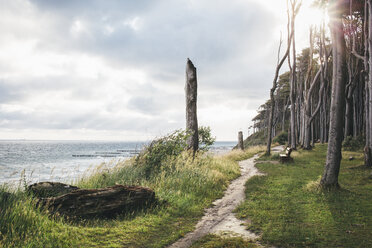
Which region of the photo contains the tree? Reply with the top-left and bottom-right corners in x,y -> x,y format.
366,0 -> 372,167
266,0 -> 298,155
288,0 -> 301,150
320,0 -> 348,188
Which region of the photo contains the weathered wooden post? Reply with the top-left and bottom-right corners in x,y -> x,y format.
185,58 -> 199,151
238,131 -> 244,150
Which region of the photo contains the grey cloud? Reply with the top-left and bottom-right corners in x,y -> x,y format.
30,0 -> 277,72
0,0 -> 285,139
0,107 -> 179,133
126,82 -> 184,115
0,81 -> 24,103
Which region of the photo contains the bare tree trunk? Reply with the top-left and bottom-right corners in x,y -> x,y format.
289,1 -> 298,150
266,13 -> 294,155
266,44 -> 290,155
303,69 -> 321,149
344,89 -> 354,138
185,58 -> 199,152
366,0 -> 372,167
238,131 -> 244,150
345,41 -> 359,139
304,22 -> 330,149
320,0 -> 348,188
282,97 -> 290,132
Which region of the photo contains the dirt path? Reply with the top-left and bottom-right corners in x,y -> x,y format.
168,154 -> 263,248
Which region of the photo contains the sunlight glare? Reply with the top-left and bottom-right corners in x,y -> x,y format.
297,0 -> 329,29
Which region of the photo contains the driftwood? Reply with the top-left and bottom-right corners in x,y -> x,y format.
30,183 -> 155,218
28,182 -> 79,198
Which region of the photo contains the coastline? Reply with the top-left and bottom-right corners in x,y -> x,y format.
0,141 -> 236,186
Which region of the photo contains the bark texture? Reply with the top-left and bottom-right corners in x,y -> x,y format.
185,58 -> 199,152
366,0 -> 372,167
39,185 -> 155,218
29,182 -> 79,198
320,0 -> 347,188
238,131 -> 244,150
289,11 -> 297,150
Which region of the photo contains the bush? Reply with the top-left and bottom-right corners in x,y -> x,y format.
198,126 -> 216,151
134,127 -> 215,178
273,131 -> 288,145
343,135 -> 365,151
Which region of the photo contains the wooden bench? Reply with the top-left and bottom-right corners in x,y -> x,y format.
279,147 -> 293,163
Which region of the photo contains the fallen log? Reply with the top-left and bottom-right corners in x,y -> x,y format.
28,182 -> 79,198
39,185 -> 155,218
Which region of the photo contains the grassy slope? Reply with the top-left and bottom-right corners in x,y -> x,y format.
236,144 -> 372,248
0,147 -> 263,248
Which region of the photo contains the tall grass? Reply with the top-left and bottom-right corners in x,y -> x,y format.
0,145 -> 262,247
0,186 -> 80,247
224,146 -> 265,162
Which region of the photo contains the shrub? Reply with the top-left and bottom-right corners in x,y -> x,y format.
273,131 -> 288,145
134,127 -> 215,178
198,126 -> 216,151
343,135 -> 365,151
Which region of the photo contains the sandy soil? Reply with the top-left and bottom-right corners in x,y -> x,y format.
168,155 -> 263,248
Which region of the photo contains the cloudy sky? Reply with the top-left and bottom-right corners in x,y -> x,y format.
0,0 -> 322,141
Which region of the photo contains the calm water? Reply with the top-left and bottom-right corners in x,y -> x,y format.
0,140 -> 236,185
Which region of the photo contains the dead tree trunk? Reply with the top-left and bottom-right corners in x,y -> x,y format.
238,131 -> 244,150
185,58 -> 199,152
320,0 -> 348,188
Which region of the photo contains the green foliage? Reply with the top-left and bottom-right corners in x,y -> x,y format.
342,135 -> 365,151
236,144 -> 372,248
134,129 -> 189,178
272,131 -> 288,145
134,127 -> 215,178
198,126 -> 216,151
273,131 -> 287,145
242,130 -> 267,148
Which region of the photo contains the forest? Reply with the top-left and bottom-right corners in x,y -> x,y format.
250,0 -> 372,188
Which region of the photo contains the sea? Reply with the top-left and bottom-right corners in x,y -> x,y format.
0,140 -> 236,185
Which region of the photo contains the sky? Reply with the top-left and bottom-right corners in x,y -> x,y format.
0,0 -> 324,141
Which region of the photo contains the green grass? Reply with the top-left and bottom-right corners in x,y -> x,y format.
0,146 -> 262,248
224,146 -> 265,162
236,144 -> 372,248
190,234 -> 258,248
243,130 -> 267,147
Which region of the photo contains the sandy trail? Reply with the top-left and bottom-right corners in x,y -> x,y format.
168,154 -> 263,248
